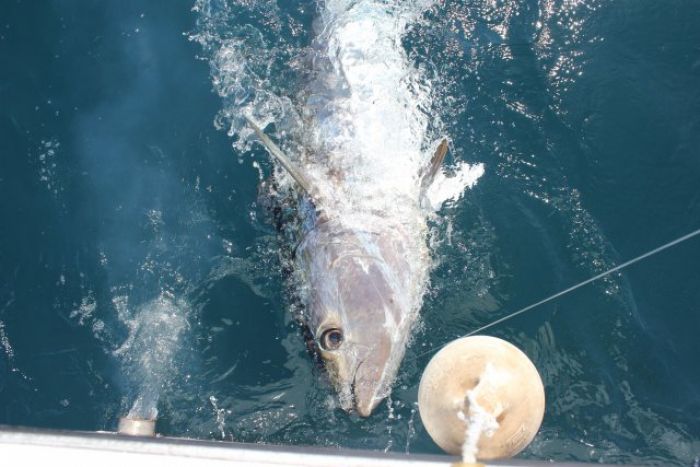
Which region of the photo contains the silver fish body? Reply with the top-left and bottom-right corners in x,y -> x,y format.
245,0 -> 475,417
296,213 -> 429,416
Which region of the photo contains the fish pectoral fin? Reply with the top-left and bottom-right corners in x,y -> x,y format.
420,138 -> 448,190
244,115 -> 315,197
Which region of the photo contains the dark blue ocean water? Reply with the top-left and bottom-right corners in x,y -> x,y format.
1,0 -> 699,464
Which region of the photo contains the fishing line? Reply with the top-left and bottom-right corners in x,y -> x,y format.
417,226 -> 700,359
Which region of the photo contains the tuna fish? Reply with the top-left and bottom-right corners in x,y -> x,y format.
245,0 -> 482,416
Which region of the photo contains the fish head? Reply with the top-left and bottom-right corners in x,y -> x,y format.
300,221 -> 421,417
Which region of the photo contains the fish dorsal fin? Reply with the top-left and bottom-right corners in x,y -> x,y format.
244,115 -> 315,197
421,138 -> 449,190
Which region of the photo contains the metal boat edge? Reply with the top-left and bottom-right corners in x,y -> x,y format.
0,425 -> 642,466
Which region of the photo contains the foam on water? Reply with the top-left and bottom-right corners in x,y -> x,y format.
302,1 -> 433,211
113,292 -> 190,420
305,1 -> 484,218
193,0 -> 483,219
35,138 -> 63,201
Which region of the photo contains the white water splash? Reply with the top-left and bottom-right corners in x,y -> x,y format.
113,292 -> 190,419
426,161 -> 486,211
33,138 -> 66,206
209,395 -> 231,439
0,321 -> 14,361
193,0 -> 484,221
69,293 -> 97,326
302,0 -> 484,220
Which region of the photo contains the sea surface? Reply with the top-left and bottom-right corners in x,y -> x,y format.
1,0 -> 699,465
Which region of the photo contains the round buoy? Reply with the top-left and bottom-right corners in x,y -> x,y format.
418,335 -> 545,460
117,417 -> 156,436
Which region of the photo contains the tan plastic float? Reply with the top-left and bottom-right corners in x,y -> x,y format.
418,335 -> 545,461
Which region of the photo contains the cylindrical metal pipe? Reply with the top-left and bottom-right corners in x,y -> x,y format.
117,417 -> 156,437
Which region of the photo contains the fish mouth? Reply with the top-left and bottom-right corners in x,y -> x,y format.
351,358 -> 382,417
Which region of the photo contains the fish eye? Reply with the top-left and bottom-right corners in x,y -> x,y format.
319,328 -> 343,351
